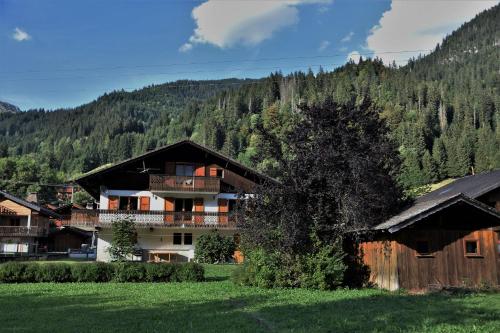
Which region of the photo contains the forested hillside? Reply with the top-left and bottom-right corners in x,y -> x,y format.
0,5 -> 498,201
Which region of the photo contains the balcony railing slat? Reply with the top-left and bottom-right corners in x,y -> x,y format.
0,226 -> 46,237
149,175 -> 220,193
68,209 -> 238,229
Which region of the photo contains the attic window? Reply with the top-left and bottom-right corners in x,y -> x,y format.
464,240 -> 480,256
416,240 -> 431,256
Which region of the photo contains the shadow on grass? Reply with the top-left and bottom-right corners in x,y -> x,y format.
0,287 -> 498,333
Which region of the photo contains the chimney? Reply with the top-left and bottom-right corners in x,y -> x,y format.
26,192 -> 38,204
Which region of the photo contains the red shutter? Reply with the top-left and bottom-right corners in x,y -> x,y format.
108,196 -> 119,210
209,167 -> 217,177
195,165 -> 205,176
193,198 -> 204,225
218,199 -> 228,225
164,197 -> 174,223
139,197 -> 150,211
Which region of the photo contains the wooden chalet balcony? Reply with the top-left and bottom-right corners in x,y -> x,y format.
149,175 -> 221,194
0,226 -> 47,237
69,209 -> 238,229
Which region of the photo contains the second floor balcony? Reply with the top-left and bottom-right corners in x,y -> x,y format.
0,226 -> 47,237
69,209 -> 238,229
149,175 -> 221,194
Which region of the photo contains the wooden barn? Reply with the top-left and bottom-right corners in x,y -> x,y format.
361,170 -> 500,291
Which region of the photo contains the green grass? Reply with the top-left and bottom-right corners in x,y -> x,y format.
0,264 -> 498,333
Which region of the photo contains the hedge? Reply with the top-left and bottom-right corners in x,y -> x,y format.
0,261 -> 204,283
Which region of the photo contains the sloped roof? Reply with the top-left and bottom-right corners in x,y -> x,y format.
373,169 -> 500,233
74,140 -> 277,191
0,190 -> 61,218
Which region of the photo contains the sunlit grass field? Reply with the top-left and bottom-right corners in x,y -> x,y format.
0,264 -> 498,333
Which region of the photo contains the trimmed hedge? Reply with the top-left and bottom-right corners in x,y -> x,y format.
0,261 -> 204,283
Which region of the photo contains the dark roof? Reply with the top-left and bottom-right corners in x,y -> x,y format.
74,139 -> 277,185
373,169 -> 500,233
417,169 -> 500,204
373,193 -> 500,233
0,190 -> 61,219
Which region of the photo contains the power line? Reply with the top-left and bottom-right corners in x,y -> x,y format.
0,49 -> 431,76
0,57 -> 414,83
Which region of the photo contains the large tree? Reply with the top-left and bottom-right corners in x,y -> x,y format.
241,98 -> 404,256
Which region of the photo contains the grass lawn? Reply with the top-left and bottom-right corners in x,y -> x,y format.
0,264 -> 499,333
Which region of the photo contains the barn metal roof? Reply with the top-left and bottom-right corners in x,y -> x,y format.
373,169 -> 500,233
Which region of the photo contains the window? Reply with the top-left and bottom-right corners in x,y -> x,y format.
216,169 -> 223,178
465,240 -> 480,256
228,199 -> 237,212
184,233 -> 193,245
176,164 -> 194,177
175,199 -> 193,212
173,233 -> 182,245
9,218 -> 21,227
416,240 -> 431,256
119,196 -> 138,210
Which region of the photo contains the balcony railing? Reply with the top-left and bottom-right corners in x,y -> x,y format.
0,226 -> 47,237
149,175 -> 221,193
68,209 -> 238,229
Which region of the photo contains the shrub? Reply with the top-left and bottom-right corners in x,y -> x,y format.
144,263 -> 177,282
232,246 -> 346,290
35,263 -> 73,282
175,262 -> 205,282
71,263 -> 114,282
0,262 -> 31,283
194,230 -> 236,264
113,262 -> 147,282
0,261 -> 204,283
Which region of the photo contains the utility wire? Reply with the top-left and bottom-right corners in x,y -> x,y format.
0,49 -> 431,76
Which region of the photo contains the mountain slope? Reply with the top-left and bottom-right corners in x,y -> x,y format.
0,4 -> 498,196
0,101 -> 20,114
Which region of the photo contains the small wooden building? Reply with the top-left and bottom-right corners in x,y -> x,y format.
361,170 -> 500,291
0,190 -> 60,256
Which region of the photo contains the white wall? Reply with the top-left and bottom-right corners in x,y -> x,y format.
96,227 -> 238,262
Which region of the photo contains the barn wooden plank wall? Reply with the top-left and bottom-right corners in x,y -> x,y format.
359,240 -> 399,291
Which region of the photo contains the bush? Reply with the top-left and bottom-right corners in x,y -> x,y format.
0,261 -> 205,283
145,263 -> 177,282
175,262 -> 205,282
194,230 -> 236,264
232,246 -> 346,290
35,263 -> 73,282
113,262 -> 147,282
71,262 -> 114,282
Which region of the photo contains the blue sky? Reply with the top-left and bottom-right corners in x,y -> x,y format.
0,0 -> 497,110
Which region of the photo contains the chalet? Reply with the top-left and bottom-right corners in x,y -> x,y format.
361,170 -> 500,291
0,190 -> 59,256
67,140 -> 271,262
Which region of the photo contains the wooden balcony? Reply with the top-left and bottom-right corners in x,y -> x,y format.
0,226 -> 47,237
149,175 -> 221,194
68,209 -> 238,229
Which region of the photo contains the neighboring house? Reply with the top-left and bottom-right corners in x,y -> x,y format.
0,190 -> 60,255
361,170 -> 500,291
67,140 -> 270,262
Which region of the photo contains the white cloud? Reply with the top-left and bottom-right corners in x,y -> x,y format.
181,0 -> 332,51
318,40 -> 330,51
12,27 -> 31,42
347,51 -> 361,63
341,31 -> 354,43
366,0 -> 498,65
179,43 -> 193,53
